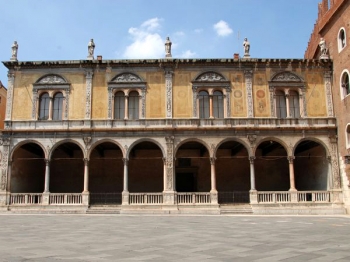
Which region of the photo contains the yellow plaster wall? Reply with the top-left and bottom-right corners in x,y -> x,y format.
91,72 -> 107,119
305,72 -> 327,117
146,72 -> 165,118
230,73 -> 246,117
253,73 -> 270,117
173,71 -> 192,118
12,72 -> 39,120
65,74 -> 85,120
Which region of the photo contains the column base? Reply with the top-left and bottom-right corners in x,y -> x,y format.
289,189 -> 298,203
122,191 -> 129,205
210,190 -> 218,204
249,190 -> 258,204
82,191 -> 90,206
163,191 -> 176,205
331,189 -> 343,203
0,191 -> 8,206
42,192 -> 50,205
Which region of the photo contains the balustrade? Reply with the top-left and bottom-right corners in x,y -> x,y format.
176,193 -> 211,204
257,191 -> 331,203
49,193 -> 82,205
129,193 -> 163,205
10,193 -> 42,205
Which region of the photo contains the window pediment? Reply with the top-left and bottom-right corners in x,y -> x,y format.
33,74 -> 70,91
269,72 -> 304,88
108,73 -> 146,90
192,71 -> 230,89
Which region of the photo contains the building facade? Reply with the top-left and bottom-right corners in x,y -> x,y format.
0,81 -> 6,130
0,55 -> 344,214
305,0 -> 350,212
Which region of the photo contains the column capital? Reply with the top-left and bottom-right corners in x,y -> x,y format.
123,158 -> 129,165
287,156 -> 295,163
210,157 -> 216,165
85,70 -> 94,78
44,159 -> 50,165
83,158 -> 89,165
249,156 -> 256,163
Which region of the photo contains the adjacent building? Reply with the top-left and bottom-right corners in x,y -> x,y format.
305,0 -> 350,212
0,81 -> 6,130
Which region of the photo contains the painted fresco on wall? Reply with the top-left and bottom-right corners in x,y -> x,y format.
230,74 -> 246,117
92,72 -> 107,119
173,72 -> 191,118
254,74 -> 270,117
305,73 -> 327,117
147,73 -> 164,118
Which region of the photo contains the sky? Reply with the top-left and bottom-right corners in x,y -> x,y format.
0,0 -> 321,86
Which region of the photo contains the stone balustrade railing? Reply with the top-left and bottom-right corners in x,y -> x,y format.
10,193 -> 42,205
129,193 -> 163,205
49,193 -> 82,205
6,117 -> 336,131
257,191 -> 331,203
176,192 -> 211,204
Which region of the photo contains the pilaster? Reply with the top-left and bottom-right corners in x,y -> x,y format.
244,70 -> 254,118
0,138 -> 11,192
5,72 -> 15,121
324,71 -> 334,117
165,69 -> 173,119
328,135 -> 341,189
85,70 -> 94,119
163,136 -> 175,205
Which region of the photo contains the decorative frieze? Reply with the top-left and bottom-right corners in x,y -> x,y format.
165,136 -> 174,191
244,70 -> 254,118
324,71 -> 334,117
85,71 -> 94,119
165,70 -> 173,119
5,72 -> 15,121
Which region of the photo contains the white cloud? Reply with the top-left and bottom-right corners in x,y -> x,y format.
174,31 -> 185,36
213,20 -> 233,37
194,28 -> 203,34
179,50 -> 196,58
123,18 -> 164,58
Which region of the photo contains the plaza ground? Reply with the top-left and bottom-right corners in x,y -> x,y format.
0,214 -> 349,261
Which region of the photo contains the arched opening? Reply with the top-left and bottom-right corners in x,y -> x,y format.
175,141 -> 210,192
255,141 -> 289,191
128,91 -> 139,120
289,90 -> 300,118
198,91 -> 209,119
216,141 -> 250,203
128,141 -> 163,192
213,90 -> 224,118
114,91 -> 125,120
89,142 -> 124,204
39,92 -> 50,120
294,140 -> 328,190
11,143 -> 45,193
50,142 -> 84,193
341,71 -> 350,98
276,90 -> 286,118
52,92 -> 64,120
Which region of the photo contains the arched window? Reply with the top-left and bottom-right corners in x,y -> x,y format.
289,91 -> 300,118
114,91 -> 125,119
213,91 -> 224,118
338,28 -> 347,52
128,91 -> 139,120
276,90 -> 287,118
52,92 -> 64,120
39,93 -> 50,120
198,91 -> 209,119
341,71 -> 350,98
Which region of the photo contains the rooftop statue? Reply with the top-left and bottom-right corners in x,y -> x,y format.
88,39 -> 95,59
243,38 -> 250,58
319,38 -> 329,59
11,41 -> 18,61
165,37 -> 172,58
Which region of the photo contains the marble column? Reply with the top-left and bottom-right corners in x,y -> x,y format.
83,158 -> 89,193
44,159 -> 50,193
288,156 -> 296,191
210,157 -> 218,204
122,158 -> 129,205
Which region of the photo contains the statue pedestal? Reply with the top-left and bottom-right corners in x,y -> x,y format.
87,55 -> 94,60
320,54 -> 329,59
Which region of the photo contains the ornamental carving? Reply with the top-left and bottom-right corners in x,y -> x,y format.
112,73 -> 141,82
324,71 -> 334,117
5,72 -> 15,120
165,136 -> 174,191
85,71 -> 93,119
165,70 -> 173,118
247,135 -> 257,146
195,72 -> 226,82
271,72 -> 301,82
244,70 -> 254,118
37,75 -> 66,84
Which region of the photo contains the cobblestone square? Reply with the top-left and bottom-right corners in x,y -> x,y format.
0,214 -> 350,261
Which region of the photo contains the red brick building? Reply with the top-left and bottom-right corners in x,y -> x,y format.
305,0 -> 350,212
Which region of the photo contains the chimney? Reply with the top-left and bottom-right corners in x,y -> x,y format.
233,53 -> 240,59
97,55 -> 102,61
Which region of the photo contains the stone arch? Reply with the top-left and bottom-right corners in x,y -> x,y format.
10,141 -> 46,193
254,138 -> 290,191
49,139 -> 85,160
10,140 -> 47,160
88,139 -> 125,159
127,138 -> 165,159
49,140 -> 85,193
174,138 -> 211,158
175,139 -> 211,192
127,139 -> 164,193
253,137 -> 291,156
215,137 -> 252,157
215,138 -> 251,203
293,138 -> 329,190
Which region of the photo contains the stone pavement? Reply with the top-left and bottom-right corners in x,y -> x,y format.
0,214 -> 350,261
